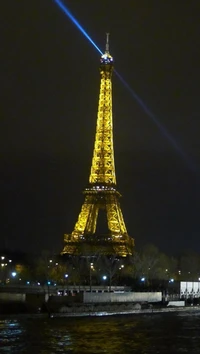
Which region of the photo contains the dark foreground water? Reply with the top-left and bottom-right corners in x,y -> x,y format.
0,311 -> 200,353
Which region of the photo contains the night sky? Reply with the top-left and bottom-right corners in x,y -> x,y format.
1,1 -> 200,255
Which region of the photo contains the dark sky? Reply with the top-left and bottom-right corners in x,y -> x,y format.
1,0 -> 200,255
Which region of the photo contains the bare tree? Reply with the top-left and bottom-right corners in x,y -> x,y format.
34,250 -> 53,284
180,252 -> 200,280
98,255 -> 121,291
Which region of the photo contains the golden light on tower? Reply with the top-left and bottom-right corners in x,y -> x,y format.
62,34 -> 134,257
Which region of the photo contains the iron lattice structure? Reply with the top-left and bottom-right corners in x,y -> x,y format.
62,35 -> 134,257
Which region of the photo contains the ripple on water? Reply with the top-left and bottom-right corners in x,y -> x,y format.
0,313 -> 200,353
0,319 -> 25,353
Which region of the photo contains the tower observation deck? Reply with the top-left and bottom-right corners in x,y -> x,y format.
62,34 -> 134,257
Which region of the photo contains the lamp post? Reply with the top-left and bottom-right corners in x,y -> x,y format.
64,274 -> 69,295
89,263 -> 94,292
0,257 -> 8,284
102,275 -> 107,290
11,271 -> 17,284
141,277 -> 145,290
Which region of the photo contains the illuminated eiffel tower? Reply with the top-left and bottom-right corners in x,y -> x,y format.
62,34 -> 134,257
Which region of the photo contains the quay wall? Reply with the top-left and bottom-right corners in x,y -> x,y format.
83,292 -> 162,303
0,290 -> 162,314
0,293 -> 26,302
0,291 -> 162,305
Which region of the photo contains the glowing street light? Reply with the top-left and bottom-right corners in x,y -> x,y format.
102,275 -> 107,280
90,263 -> 94,270
11,272 -> 17,277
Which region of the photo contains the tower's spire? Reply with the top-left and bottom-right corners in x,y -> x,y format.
105,32 -> 110,53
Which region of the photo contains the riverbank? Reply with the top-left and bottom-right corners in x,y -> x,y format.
50,304 -> 200,318
0,303 -> 200,319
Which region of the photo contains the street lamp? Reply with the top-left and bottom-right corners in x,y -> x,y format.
11,272 -> 17,277
102,275 -> 107,280
64,274 -> 69,295
89,263 -> 94,292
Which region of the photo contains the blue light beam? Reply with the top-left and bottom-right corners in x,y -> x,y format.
114,70 -> 188,161
53,0 -> 196,171
53,0 -> 103,55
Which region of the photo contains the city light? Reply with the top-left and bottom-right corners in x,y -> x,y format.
11,272 -> 17,277
90,263 -> 94,270
102,275 -> 107,280
64,274 -> 69,278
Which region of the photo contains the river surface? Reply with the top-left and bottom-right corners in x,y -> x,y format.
0,311 -> 200,353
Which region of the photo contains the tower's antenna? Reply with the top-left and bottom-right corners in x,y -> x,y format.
105,32 -> 110,53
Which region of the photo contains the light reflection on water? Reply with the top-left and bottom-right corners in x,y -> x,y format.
0,319 -> 25,352
0,312 -> 200,353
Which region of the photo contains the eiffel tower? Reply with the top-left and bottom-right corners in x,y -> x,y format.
62,34 -> 134,257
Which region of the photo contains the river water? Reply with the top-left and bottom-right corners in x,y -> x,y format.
0,311 -> 200,353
